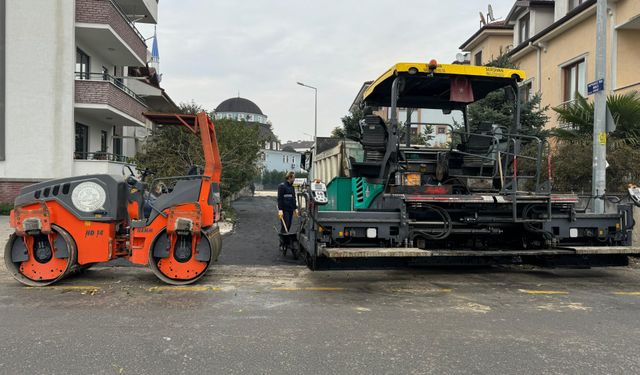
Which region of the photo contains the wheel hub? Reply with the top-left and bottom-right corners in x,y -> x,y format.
33,236 -> 53,263
174,235 -> 192,263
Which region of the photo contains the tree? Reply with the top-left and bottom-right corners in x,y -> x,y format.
551,91 -> 640,192
463,54 -> 551,189
466,85 -> 549,138
398,122 -> 434,145
135,102 -> 262,198
552,92 -> 640,146
179,100 -> 205,115
331,108 -> 364,140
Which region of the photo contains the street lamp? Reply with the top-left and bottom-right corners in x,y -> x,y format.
297,81 -> 318,179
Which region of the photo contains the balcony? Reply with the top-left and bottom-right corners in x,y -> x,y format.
75,72 -> 147,128
114,0 -> 158,24
76,0 -> 147,66
73,154 -> 137,176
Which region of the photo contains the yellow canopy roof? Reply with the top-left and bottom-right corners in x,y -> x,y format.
363,62 -> 526,109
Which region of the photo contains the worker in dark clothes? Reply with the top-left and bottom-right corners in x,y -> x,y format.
277,171 -> 298,233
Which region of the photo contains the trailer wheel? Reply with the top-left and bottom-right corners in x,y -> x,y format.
4,225 -> 77,287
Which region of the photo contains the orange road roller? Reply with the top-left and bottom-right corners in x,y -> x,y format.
4,112 -> 223,286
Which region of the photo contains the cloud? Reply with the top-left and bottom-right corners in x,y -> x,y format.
139,0 -> 515,142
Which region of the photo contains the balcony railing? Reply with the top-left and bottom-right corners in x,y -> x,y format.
75,72 -> 145,104
74,151 -> 132,163
76,0 -> 148,63
109,0 -> 146,42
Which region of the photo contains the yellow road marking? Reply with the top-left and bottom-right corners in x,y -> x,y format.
519,289 -> 569,295
148,285 -> 221,292
271,287 -> 345,292
613,292 -> 640,296
29,285 -> 100,291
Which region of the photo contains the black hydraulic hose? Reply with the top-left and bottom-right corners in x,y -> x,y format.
410,204 -> 453,241
522,204 -> 553,240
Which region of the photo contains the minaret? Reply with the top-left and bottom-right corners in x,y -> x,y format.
150,26 -> 160,81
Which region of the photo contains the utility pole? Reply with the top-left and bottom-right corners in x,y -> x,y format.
592,0 -> 608,214
297,81 -> 318,179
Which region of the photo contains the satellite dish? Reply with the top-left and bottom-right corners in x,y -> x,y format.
456,53 -> 465,63
479,12 -> 486,27
488,5 -> 495,22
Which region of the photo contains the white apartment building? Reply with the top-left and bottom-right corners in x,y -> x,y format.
0,0 -> 176,203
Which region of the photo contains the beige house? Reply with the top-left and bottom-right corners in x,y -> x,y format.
460,0 -> 640,129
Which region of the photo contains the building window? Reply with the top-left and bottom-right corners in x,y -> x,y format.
437,127 -> 446,134
563,59 -> 586,102
518,13 -> 530,44
283,155 -> 285,163
569,0 -> 585,11
75,123 -> 89,159
76,48 -> 90,79
474,51 -> 483,66
112,127 -> 122,157
100,130 -> 108,152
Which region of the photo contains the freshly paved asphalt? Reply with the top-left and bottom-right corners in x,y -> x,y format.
217,194 -> 302,266
1,196 -> 640,374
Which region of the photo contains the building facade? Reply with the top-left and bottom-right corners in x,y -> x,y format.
214,97 -> 302,173
0,0 -> 175,203
460,0 -> 640,129
261,149 -> 302,173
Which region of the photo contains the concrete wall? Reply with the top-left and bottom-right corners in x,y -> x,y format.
554,0 -> 569,21
0,0 -> 5,161
531,7 -> 555,35
614,0 -> 640,93
469,34 -> 513,65
1,0 -> 76,180
615,29 -> 640,93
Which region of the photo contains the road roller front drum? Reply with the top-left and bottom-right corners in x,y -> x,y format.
148,227 -> 219,285
4,225 -> 78,287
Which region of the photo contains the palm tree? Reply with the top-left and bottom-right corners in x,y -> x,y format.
552,91 -> 640,147
550,91 -> 640,192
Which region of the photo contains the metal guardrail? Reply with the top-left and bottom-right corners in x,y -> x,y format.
109,0 -> 147,43
75,72 -> 145,104
74,151 -> 132,163
403,122 -> 547,194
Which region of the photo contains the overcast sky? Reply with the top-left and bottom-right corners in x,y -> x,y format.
138,1 -> 515,143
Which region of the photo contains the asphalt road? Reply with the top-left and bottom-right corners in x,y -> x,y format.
218,194 -> 302,266
1,196 -> 640,374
